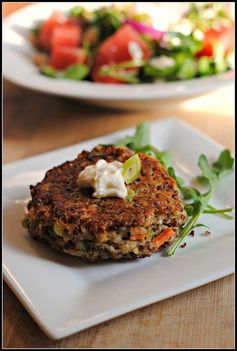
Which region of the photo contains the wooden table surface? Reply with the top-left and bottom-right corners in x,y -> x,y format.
3,3 -> 235,349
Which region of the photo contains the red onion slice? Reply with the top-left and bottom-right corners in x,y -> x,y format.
124,19 -> 165,40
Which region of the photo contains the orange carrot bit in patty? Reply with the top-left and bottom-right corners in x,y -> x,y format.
130,234 -> 146,241
130,227 -> 147,241
96,232 -> 108,243
152,228 -> 175,247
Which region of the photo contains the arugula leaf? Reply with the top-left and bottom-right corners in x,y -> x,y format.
130,122 -> 151,147
204,204 -> 233,220
167,149 -> 234,255
116,123 -> 170,167
196,175 -> 209,184
133,145 -> 169,167
167,201 -> 202,255
116,122 -> 151,147
212,149 -> 234,177
198,154 -> 218,185
167,166 -> 184,189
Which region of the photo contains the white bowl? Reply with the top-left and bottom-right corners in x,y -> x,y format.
3,2 -> 235,108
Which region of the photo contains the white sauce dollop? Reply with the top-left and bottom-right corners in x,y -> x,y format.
77,159 -> 127,199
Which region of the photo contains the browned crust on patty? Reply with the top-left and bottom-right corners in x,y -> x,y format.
23,145 -> 187,261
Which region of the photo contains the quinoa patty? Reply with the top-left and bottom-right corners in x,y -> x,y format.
23,145 -> 187,261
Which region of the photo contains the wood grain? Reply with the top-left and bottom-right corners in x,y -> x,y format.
3,3 -> 235,348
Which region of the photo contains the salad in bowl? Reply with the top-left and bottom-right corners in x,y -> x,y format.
30,2 -> 234,84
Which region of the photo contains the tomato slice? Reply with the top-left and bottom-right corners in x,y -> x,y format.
50,47 -> 87,70
51,23 -> 81,51
38,11 -> 65,51
91,24 -> 153,83
196,25 -> 234,58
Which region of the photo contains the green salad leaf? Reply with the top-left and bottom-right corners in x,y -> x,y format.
70,5 -> 87,18
197,56 -> 214,76
64,64 -> 89,80
40,66 -> 59,78
40,64 -> 89,80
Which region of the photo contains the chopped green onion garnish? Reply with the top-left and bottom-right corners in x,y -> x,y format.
122,154 -> 141,184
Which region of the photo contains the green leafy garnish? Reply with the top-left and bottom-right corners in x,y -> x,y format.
116,122 -> 169,167
212,149 -> 234,176
203,204 -> 233,220
167,149 -> 234,255
116,122 -> 150,148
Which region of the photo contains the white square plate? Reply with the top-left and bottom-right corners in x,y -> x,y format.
3,118 -> 235,339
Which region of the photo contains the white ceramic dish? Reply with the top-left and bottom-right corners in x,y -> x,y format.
3,118 -> 235,339
3,2 -> 234,105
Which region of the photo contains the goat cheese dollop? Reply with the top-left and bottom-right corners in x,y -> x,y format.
77,159 -> 127,199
